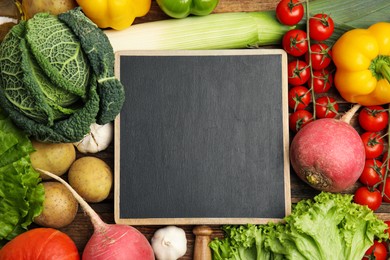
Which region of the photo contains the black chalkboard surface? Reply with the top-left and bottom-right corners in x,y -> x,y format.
114,49 -> 290,225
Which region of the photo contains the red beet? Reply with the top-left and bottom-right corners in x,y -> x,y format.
290,104 -> 365,192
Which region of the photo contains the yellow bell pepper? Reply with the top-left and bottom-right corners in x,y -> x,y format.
76,0 -> 151,30
332,22 -> 390,106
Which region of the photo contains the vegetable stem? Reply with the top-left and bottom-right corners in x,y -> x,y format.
375,57 -> 390,83
303,0 -> 316,120
340,104 -> 361,124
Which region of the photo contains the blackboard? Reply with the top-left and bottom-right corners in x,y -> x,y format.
114,49 -> 290,225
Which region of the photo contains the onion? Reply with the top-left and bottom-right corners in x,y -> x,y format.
38,169 -> 155,260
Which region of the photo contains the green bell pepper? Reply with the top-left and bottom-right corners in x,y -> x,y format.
156,0 -> 219,19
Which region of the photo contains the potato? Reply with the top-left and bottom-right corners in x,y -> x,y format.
68,156 -> 113,203
30,140 -> 76,180
34,182 -> 78,228
22,0 -> 78,19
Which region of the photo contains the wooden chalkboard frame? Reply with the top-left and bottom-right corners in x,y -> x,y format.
114,49 -> 291,225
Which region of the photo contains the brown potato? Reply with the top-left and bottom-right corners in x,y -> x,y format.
68,156 -> 113,203
22,0 -> 78,19
30,140 -> 76,180
34,182 -> 78,228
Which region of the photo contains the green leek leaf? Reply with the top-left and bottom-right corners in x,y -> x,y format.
309,0 -> 390,26
309,0 -> 390,44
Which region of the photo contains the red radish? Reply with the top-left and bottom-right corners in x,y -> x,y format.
38,169 -> 155,260
0,228 -> 80,260
289,104 -> 365,192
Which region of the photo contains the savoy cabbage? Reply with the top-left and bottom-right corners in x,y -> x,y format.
0,8 -> 124,142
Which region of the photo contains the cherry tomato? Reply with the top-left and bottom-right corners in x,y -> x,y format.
380,178 -> 390,203
359,105 -> 389,132
275,0 -> 304,26
353,186 -> 382,211
315,96 -> 338,119
282,29 -> 308,57
309,13 -> 334,41
287,60 -> 310,86
289,110 -> 313,132
359,159 -> 385,187
363,240 -> 388,260
361,132 -> 385,159
288,86 -> 311,111
305,43 -> 332,70
309,69 -> 333,93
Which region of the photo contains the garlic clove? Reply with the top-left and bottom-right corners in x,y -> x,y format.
73,122 -> 113,154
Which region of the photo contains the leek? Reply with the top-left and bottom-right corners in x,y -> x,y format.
309,0 -> 390,28
105,11 -> 293,52
105,0 -> 390,52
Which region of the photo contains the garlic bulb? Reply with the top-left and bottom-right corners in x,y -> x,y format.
151,226 -> 187,260
73,122 -> 113,153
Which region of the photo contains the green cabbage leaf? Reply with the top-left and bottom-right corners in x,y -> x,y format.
58,8 -> 125,125
26,13 -> 90,98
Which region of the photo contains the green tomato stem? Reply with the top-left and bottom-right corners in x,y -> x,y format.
304,0 -> 316,120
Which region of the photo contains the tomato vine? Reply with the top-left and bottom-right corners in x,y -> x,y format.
278,0 -> 336,130
278,1 -> 390,253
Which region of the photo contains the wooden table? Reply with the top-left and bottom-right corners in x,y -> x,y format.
37,1 -> 390,259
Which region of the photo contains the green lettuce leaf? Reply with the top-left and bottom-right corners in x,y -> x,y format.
0,132 -> 18,157
0,108 -> 44,247
210,224 -> 286,260
0,116 -> 34,168
210,192 -> 388,260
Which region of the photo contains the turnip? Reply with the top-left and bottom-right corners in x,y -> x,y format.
38,169 -> 155,260
289,104 -> 365,192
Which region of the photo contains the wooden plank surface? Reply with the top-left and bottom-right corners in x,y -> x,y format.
27,1 -> 390,259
